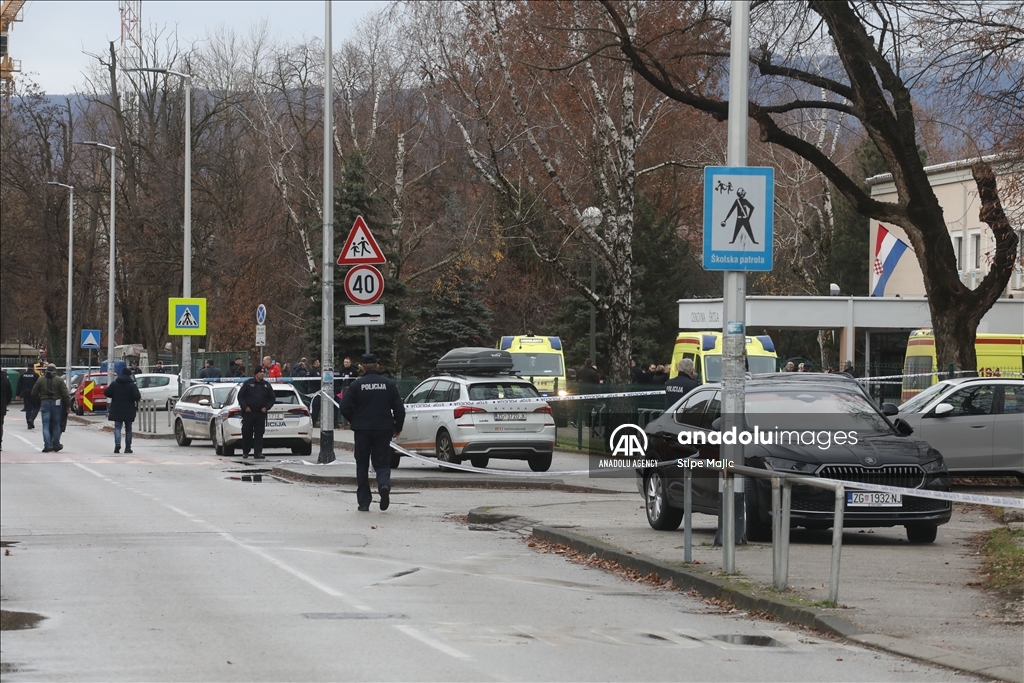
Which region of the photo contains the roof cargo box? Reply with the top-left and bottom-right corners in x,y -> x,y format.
436,347 -> 515,375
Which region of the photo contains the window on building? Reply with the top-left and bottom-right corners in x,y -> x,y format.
972,233 -> 981,270
954,236 -> 963,270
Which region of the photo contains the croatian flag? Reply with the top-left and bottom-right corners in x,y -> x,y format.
871,224 -> 910,297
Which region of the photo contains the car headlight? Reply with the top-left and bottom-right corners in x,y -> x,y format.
764,457 -> 817,473
557,390 -> 568,397
921,450 -> 947,474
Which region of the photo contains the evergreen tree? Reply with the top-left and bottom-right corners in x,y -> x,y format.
405,264 -> 493,376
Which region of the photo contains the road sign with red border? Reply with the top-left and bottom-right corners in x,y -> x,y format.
344,265 -> 384,305
337,215 -> 386,265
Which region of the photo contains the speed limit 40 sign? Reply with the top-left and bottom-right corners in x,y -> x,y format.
344,264 -> 384,305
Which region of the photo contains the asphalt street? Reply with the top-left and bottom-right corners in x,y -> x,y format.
0,415 -> 1001,682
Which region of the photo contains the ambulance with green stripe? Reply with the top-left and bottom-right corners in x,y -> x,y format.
669,331 -> 778,382
901,329 -> 1024,401
497,336 -> 569,397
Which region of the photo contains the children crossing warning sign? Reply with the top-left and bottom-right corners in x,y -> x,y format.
168,298 -> 207,335
337,216 -> 386,265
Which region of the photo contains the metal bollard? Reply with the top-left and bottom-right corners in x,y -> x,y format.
683,468 -> 693,563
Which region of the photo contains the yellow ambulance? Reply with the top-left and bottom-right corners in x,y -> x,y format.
497,336 -> 569,397
901,329 -> 1024,401
669,331 -> 778,383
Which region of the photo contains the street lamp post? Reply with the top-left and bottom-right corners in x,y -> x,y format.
76,141 -> 116,384
47,182 -> 74,379
129,67 -> 192,380
582,207 -> 602,365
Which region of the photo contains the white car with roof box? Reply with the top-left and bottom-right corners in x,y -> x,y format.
395,348 -> 557,471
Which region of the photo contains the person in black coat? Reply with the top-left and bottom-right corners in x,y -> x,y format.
103,367 -> 142,453
665,358 -> 701,408
576,358 -> 600,387
237,366 -> 276,459
1,370 -> 12,450
17,365 -> 40,429
338,354 -> 405,512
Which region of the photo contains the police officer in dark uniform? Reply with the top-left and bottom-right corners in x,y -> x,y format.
338,353 -> 405,512
237,366 -> 276,459
665,358 -> 700,408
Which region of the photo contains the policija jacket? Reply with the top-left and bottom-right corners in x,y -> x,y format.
238,378 -> 276,414
338,370 -> 405,432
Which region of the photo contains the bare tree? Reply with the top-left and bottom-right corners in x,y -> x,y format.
599,0 -> 1019,372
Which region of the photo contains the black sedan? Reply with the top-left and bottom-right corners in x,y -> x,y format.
636,376 -> 952,544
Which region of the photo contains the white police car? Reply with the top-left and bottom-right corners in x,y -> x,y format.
211,382 -> 313,457
171,381 -> 238,446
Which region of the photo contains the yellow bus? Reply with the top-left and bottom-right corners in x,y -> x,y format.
669,331 -> 778,382
901,329 -> 1024,401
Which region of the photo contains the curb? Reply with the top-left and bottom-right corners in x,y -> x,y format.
272,468 -> 616,493
518,521 -> 1021,683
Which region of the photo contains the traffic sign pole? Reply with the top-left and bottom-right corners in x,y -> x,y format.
319,2 -> 336,463
716,0 -> 751,562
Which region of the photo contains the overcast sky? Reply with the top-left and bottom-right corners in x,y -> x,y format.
10,0 -> 388,95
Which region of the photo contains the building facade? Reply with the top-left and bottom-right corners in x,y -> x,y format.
866,156 -> 1024,298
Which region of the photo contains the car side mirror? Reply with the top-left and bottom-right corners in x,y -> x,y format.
933,403 -> 954,417
198,398 -> 211,406
893,418 -> 914,436
881,402 -> 899,416
711,417 -> 723,431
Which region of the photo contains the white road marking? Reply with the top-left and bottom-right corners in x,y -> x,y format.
394,623 -> 472,660
11,433 -> 40,449
70,461 -> 472,662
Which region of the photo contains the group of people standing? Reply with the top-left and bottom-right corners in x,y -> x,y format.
630,360 -> 671,385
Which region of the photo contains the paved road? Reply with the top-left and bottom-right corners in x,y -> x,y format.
0,419 -> 985,682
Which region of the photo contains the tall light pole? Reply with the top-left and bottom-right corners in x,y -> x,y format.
320,0 -> 336,463
130,67 -> 192,379
582,207 -> 602,366
76,141 -> 117,384
47,182 -> 75,379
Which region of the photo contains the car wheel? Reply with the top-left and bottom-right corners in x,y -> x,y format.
528,454 -> 552,472
470,456 -> 489,469
644,471 -> 683,531
390,449 -> 402,469
75,403 -> 83,416
906,524 -> 938,544
298,442 -> 313,456
223,440 -> 235,458
744,476 -> 772,542
212,424 -> 223,455
174,419 -> 192,446
436,429 -> 461,471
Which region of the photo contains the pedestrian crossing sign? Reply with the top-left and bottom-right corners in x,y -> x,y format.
168,298 -> 207,335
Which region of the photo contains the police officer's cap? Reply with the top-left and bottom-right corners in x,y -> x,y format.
361,353 -> 377,364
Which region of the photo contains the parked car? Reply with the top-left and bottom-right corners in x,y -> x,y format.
893,377 -> 1024,481
171,382 -> 239,447
211,382 -> 313,457
133,373 -> 185,410
636,376 -> 952,544
396,374 -> 557,471
73,373 -> 111,415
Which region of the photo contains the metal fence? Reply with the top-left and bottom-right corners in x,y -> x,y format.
136,399 -> 159,434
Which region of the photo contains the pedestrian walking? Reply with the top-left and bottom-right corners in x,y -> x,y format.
30,364 -> 71,453
338,353 -> 405,512
1,369 -> 12,450
237,366 -> 276,459
103,366 -> 141,453
664,358 -> 701,408
17,364 -> 39,429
